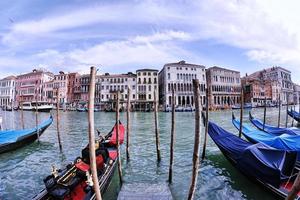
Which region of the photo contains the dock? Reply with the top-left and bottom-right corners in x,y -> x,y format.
117,183 -> 173,200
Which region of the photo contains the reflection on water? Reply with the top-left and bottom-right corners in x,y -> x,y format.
0,107 -> 298,200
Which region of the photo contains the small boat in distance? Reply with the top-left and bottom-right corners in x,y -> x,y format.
288,109 -> 300,122
232,103 -> 252,110
32,121 -> 125,200
208,120 -> 299,199
22,102 -> 53,112
0,116 -> 53,154
249,112 -> 300,136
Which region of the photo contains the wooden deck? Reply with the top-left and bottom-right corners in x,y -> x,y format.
117,183 -> 173,200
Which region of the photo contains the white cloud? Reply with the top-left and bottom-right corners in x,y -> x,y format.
1,0 -> 300,79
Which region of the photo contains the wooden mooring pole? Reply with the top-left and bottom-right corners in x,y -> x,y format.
21,100 -> 24,129
239,85 -> 244,138
285,171 -> 300,200
126,88 -> 131,161
286,93 -> 289,128
168,87 -> 175,183
35,92 -> 39,141
278,94 -> 281,128
292,99 -> 296,127
263,97 -> 267,131
154,89 -> 161,162
88,66 -> 102,200
187,79 -> 201,200
56,88 -> 62,151
116,91 -> 123,185
201,87 -> 209,160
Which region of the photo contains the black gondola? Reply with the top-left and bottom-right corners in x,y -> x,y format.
32,121 -> 125,200
207,120 -> 300,199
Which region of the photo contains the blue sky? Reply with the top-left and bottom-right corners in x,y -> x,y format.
0,0 -> 300,83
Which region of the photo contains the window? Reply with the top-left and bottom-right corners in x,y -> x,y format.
154,78 -> 157,83
148,94 -> 151,99
168,73 -> 170,80
133,94 -> 135,99
149,85 -> 151,91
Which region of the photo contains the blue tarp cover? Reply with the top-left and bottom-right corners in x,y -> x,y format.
0,116 -> 53,144
288,110 -> 300,122
208,122 -> 296,187
249,114 -> 300,136
232,117 -> 300,161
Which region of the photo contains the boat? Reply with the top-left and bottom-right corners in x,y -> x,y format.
76,107 -> 87,112
232,103 -> 252,110
175,106 -> 184,112
22,102 -> 53,112
32,121 -> 125,200
232,113 -> 300,162
208,120 -> 299,199
288,109 -> 300,122
249,112 -> 300,136
0,116 -> 53,154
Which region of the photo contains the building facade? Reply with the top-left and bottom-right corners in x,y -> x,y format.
67,72 -> 81,106
0,76 -> 16,106
16,69 -> 54,104
159,60 -> 206,110
207,66 -> 241,109
136,69 -> 159,111
245,66 -> 293,105
98,72 -> 136,110
243,77 -> 277,106
53,71 -> 69,104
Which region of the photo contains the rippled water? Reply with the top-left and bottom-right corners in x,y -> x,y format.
0,106 -> 298,200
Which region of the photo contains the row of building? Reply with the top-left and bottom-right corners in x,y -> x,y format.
0,61 -> 298,110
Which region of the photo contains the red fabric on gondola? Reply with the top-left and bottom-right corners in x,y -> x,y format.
109,150 -> 118,160
281,181 -> 300,195
75,161 -> 90,172
96,155 -> 104,169
108,123 -> 125,146
66,182 -> 87,200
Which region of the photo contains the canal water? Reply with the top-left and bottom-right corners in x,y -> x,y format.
0,107 -> 298,200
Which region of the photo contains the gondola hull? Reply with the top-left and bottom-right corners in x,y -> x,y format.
33,122 -> 125,200
32,154 -> 118,200
208,121 -> 299,199
0,117 -> 53,154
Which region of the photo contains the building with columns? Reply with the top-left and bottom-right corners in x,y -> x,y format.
0,76 -> 16,106
16,69 -> 54,104
207,66 -> 241,109
159,60 -> 206,110
136,69 -> 159,111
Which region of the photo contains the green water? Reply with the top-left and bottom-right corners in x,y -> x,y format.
0,107 -> 298,200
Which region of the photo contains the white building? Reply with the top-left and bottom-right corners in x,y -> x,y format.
98,72 -> 136,110
136,69 -> 159,111
53,71 -> 69,104
0,76 -> 16,106
207,66 -> 241,109
159,61 -> 206,110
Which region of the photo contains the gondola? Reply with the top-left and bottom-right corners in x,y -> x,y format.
32,121 -> 125,200
288,109 -> 300,122
208,120 -> 299,199
249,112 -> 300,136
0,116 -> 53,154
232,113 -> 300,162
77,108 -> 87,112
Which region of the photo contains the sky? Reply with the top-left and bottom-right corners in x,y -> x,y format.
0,0 -> 300,83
